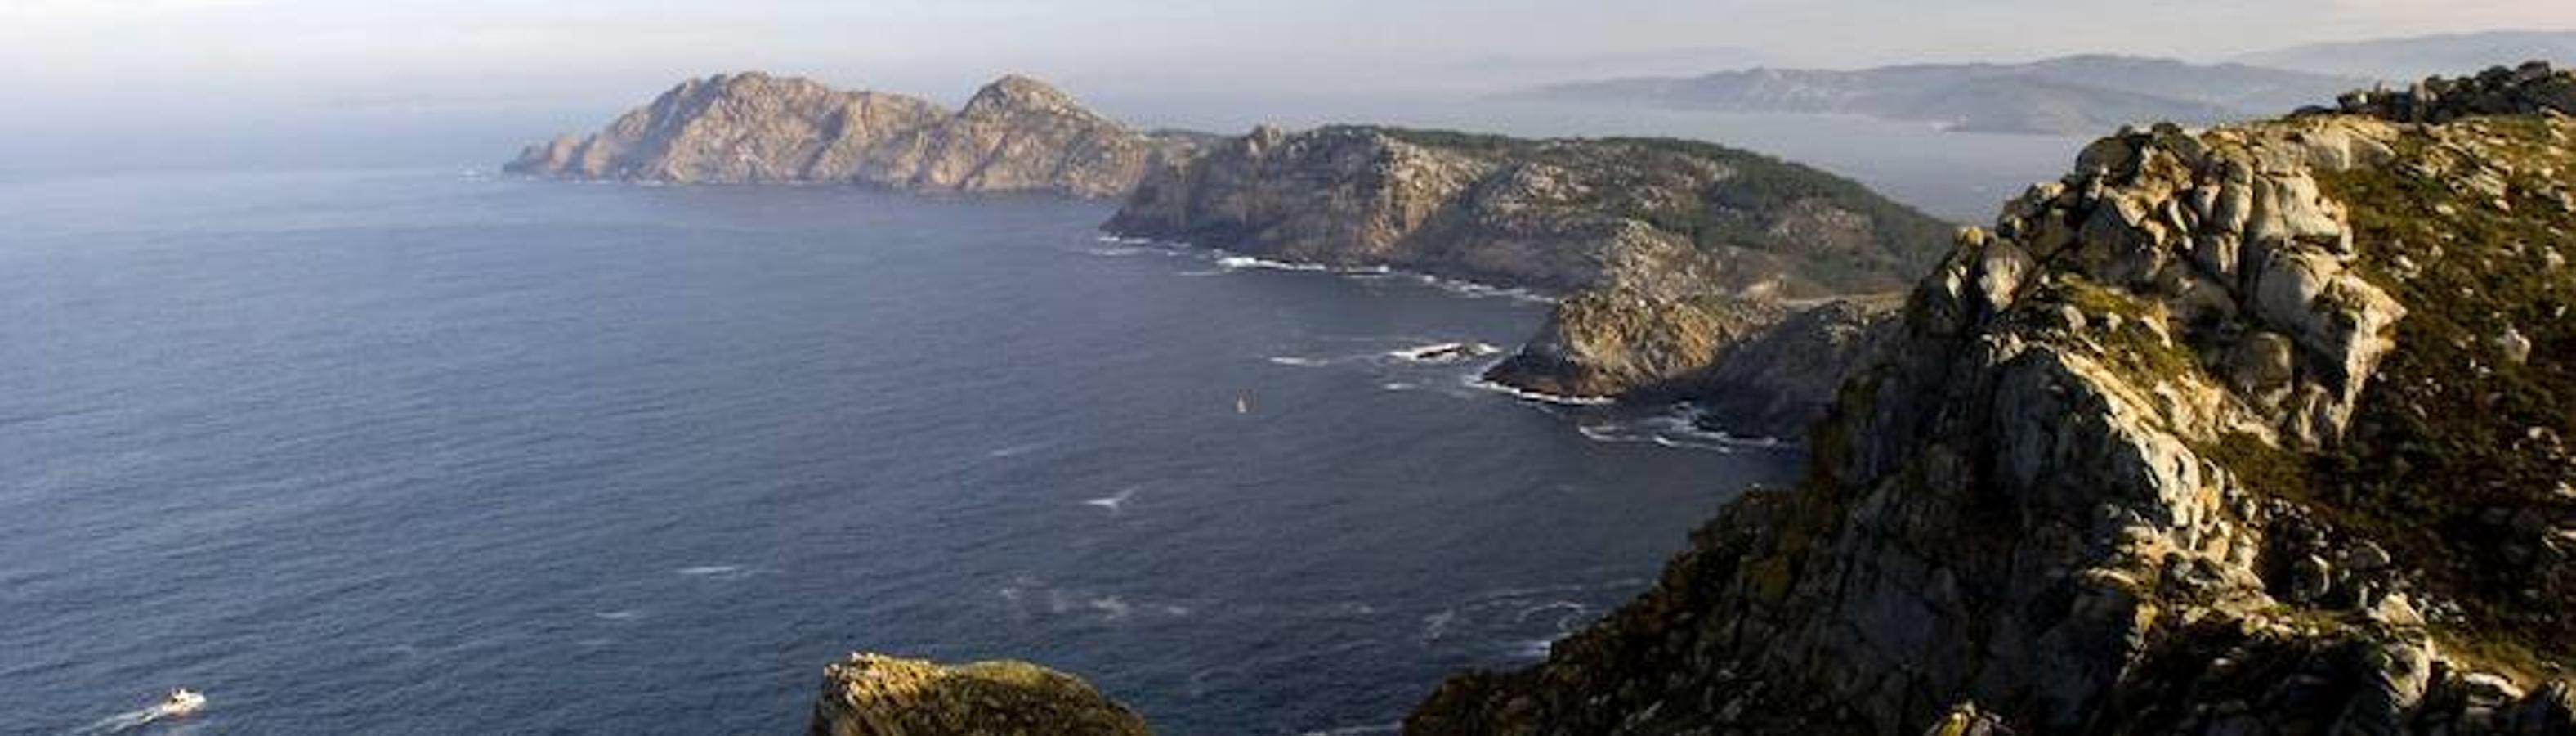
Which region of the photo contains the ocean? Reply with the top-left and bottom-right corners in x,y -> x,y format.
0,169 -> 1802,734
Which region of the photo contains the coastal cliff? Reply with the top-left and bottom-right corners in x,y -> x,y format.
1103,125 -> 1953,297
505,73 -> 1198,198
808,653 -> 1151,736
1406,63 -> 2576,735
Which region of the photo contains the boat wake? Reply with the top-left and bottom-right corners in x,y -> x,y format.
76,691 -> 203,735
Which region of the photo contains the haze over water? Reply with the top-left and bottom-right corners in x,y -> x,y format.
1,169 -> 1800,734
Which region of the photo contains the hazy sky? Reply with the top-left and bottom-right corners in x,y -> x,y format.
1,0 -> 2569,174
8,0 -> 2573,110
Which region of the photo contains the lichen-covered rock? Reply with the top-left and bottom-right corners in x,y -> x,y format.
808,653 -> 1151,736
2327,61 -> 2576,124
1406,68 -> 2575,736
506,72 -> 1198,199
1105,126 -> 1953,297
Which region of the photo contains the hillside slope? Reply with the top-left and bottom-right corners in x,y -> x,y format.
1105,125 -> 1954,298
1514,56 -> 2364,135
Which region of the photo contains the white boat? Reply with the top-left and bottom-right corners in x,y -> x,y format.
159,689 -> 206,716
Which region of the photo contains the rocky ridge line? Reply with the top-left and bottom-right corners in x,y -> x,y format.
507,72 -> 1199,199
1104,125 -> 1954,298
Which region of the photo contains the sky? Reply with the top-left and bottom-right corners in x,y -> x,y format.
2,0 -> 2571,173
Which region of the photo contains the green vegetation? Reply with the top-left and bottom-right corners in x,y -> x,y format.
2051,276 -> 2206,390
1370,125 -> 1958,291
2305,117 -> 2576,671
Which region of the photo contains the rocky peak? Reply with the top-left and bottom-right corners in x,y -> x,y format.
962,74 -> 1090,119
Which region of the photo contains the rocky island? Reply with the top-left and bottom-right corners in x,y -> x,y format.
505,72 -> 1201,199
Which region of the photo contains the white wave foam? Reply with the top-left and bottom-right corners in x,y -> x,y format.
1406,273 -> 1555,304
1380,381 -> 1418,392
1266,356 -> 1330,367
1507,638 -> 1557,659
593,609 -> 641,621
1088,595 -> 1134,621
1386,342 -> 1501,364
1217,255 -> 1330,272
1420,610 -> 1457,641
1569,406 -> 1794,452
675,565 -> 745,577
1464,375 -> 1615,406
986,441 -> 1049,458
1083,486 -> 1139,514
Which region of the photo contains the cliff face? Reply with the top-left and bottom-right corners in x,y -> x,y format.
1104,126 -> 1954,297
1692,297 -> 1904,438
1407,66 -> 2576,736
505,72 -> 1196,199
808,653 -> 1151,736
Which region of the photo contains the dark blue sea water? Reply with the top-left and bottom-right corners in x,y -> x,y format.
0,169 -> 1800,735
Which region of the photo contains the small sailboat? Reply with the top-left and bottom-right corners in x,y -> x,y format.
160,689 -> 207,716
1235,393 -> 1251,415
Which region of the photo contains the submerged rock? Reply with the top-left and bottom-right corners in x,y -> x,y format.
808,653 -> 1150,736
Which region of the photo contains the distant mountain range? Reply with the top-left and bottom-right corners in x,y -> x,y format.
2238,29 -> 2576,81
1508,55 -> 2366,135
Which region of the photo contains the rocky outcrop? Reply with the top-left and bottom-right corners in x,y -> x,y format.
1104,126 -> 1953,297
1480,294 -> 1898,439
1407,67 -> 2576,736
2324,61 -> 2576,123
808,653 -> 1151,736
1483,289 -> 1785,400
506,72 -> 1198,198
